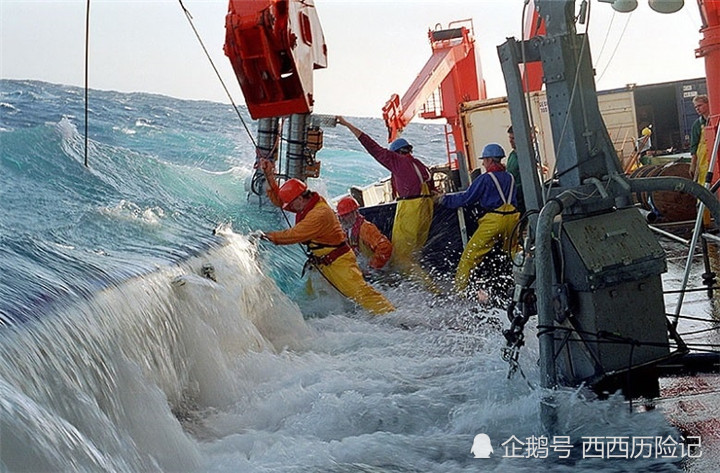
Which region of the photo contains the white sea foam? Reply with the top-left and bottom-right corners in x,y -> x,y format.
0,232 -> 310,471
98,200 -> 165,226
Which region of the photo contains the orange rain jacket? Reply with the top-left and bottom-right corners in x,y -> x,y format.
262,164 -> 346,247
265,193 -> 347,247
262,167 -> 394,314
347,216 -> 392,269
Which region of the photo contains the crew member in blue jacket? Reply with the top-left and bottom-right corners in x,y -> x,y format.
437,143 -> 519,294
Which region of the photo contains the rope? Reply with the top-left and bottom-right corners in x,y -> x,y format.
679,326 -> 720,337
536,324 -> 720,356
673,313 -> 720,323
177,0 -> 257,149
594,10 -> 616,67
84,0 -> 90,167
596,12 -> 633,83
663,286 -> 720,295
175,3 -> 367,307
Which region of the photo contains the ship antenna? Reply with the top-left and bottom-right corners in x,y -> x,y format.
84,0 -> 90,167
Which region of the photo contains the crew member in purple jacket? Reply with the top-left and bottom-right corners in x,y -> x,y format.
337,116 -> 438,290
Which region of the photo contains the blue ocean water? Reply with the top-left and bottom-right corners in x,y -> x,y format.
0,79 -> 447,323
0,80 -> 691,472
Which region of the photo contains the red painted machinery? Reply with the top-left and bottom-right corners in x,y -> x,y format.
224,0 -> 327,119
698,0 -> 720,178
381,20 -> 485,174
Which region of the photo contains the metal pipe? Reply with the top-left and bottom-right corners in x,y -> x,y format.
648,225 -> 690,246
535,190 -> 578,434
286,113 -> 309,180
628,177 -> 720,225
256,117 -> 280,159
702,232 -> 720,245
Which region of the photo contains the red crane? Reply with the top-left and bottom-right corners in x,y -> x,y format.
381,13 -> 545,175
381,20 -> 485,172
698,0 -> 720,172
224,0 -> 327,119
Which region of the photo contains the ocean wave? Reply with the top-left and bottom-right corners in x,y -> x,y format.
112,125 -> 137,135
0,235 -> 308,470
98,199 -> 165,226
0,101 -> 19,112
135,117 -> 160,129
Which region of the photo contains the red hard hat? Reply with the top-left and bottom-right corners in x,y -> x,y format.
336,196 -> 359,216
278,178 -> 307,210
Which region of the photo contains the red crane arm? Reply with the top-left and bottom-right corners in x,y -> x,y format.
521,1 -> 545,93
382,23 -> 484,143
224,0 -> 327,119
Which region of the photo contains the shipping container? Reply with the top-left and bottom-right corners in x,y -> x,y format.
676,78 -> 708,149
597,89 -> 638,167
460,77 -> 706,174
460,97 -> 512,170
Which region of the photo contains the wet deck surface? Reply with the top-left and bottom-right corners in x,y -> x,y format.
658,236 -> 720,470
658,375 -> 720,471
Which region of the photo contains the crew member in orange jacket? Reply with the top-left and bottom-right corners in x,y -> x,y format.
257,159 -> 394,315
336,196 -> 393,271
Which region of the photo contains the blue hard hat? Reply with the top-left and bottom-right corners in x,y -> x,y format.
389,138 -> 412,153
481,143 -> 505,160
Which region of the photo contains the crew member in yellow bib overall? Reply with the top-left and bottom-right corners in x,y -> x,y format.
690,94 -> 710,185
436,143 -> 520,294
336,116 -> 438,290
258,159 -> 394,315
690,94 -> 711,225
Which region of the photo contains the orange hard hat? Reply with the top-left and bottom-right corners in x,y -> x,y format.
337,196 -> 360,216
278,178 -> 307,209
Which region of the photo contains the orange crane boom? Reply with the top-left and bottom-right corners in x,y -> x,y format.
381,20 -> 485,172
381,14 -> 545,175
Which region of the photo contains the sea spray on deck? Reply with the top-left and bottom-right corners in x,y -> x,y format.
0,233 -> 310,471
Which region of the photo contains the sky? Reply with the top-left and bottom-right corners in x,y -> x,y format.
0,0 -> 706,118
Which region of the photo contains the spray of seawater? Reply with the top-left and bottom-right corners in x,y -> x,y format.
0,232 -> 309,471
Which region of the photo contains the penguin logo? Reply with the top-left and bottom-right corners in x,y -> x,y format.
471,433 -> 494,458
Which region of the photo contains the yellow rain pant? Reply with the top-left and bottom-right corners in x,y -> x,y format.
390,191 -> 437,291
314,248 -> 395,315
696,127 -> 709,185
696,128 -> 712,225
455,203 -> 519,293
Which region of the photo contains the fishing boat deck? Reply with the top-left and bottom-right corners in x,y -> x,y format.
656,236 -> 720,470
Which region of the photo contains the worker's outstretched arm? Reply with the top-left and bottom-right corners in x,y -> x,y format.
337,116 -> 363,138
259,158 -> 283,208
